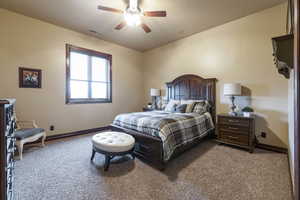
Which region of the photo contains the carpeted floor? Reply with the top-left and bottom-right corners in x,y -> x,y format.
14,134 -> 292,200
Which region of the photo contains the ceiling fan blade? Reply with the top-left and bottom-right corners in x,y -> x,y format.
141,23 -> 151,33
143,11 -> 167,17
115,21 -> 127,30
97,5 -> 123,14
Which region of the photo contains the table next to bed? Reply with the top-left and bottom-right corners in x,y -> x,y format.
217,114 -> 255,153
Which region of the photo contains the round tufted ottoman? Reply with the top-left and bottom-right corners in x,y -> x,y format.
91,132 -> 135,171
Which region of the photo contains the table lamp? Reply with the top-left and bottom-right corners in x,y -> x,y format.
150,88 -> 160,109
224,83 -> 241,116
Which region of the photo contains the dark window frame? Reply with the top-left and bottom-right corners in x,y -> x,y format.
66,44 -> 112,104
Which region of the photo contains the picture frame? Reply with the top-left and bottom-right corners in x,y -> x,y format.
19,67 -> 42,88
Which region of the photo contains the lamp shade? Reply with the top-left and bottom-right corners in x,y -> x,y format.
224,83 -> 241,96
150,88 -> 160,96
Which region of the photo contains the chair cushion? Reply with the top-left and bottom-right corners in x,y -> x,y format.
92,132 -> 135,153
14,128 -> 45,139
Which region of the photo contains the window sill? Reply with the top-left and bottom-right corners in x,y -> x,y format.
66,99 -> 112,104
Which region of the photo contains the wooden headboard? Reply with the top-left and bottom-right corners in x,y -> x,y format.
166,74 -> 217,122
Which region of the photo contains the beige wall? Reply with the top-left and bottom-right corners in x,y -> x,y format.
142,4 -> 289,147
0,9 -> 144,136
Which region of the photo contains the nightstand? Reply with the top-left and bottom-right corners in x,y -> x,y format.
143,107 -> 154,112
217,114 -> 255,153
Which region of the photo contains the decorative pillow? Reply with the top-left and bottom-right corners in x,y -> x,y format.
182,100 -> 205,113
192,101 -> 211,114
164,99 -> 180,112
185,102 -> 197,113
160,98 -> 168,110
174,104 -> 187,113
161,103 -> 167,110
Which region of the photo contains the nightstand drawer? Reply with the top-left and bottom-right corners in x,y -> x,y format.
218,124 -> 249,135
220,131 -> 249,145
218,117 -> 250,127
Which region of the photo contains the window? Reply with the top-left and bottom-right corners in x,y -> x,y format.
66,44 -> 112,104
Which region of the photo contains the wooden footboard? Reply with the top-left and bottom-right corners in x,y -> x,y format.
110,124 -> 215,170
110,124 -> 166,170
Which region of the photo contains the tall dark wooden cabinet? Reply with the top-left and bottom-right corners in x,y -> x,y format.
0,99 -> 16,200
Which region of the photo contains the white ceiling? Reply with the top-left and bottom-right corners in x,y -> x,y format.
0,0 -> 286,52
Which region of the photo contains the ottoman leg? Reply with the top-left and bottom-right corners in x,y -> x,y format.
91,149 -> 96,161
131,152 -> 135,160
104,155 -> 111,171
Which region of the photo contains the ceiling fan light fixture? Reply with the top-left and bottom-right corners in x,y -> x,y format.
97,0 -> 165,33
124,11 -> 141,26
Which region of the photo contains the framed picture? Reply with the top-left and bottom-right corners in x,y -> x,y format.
19,67 -> 42,88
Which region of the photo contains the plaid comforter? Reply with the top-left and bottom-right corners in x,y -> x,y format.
112,111 -> 214,161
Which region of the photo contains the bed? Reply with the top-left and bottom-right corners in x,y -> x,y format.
110,74 -> 217,170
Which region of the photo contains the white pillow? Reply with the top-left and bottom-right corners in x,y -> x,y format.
164,99 -> 180,112
161,99 -> 168,110
180,100 -> 193,105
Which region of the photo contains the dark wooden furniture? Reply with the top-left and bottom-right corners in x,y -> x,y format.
0,99 -> 16,200
143,107 -> 154,112
217,114 -> 255,153
272,34 -> 294,79
91,146 -> 135,171
111,74 -> 217,170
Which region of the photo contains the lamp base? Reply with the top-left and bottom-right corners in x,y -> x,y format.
152,96 -> 157,109
228,96 -> 238,116
228,111 -> 238,116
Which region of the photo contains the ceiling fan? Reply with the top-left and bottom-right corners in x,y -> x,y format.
97,0 -> 167,33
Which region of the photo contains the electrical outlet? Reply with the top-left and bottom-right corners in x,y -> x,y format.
50,125 -> 55,131
261,132 -> 266,138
